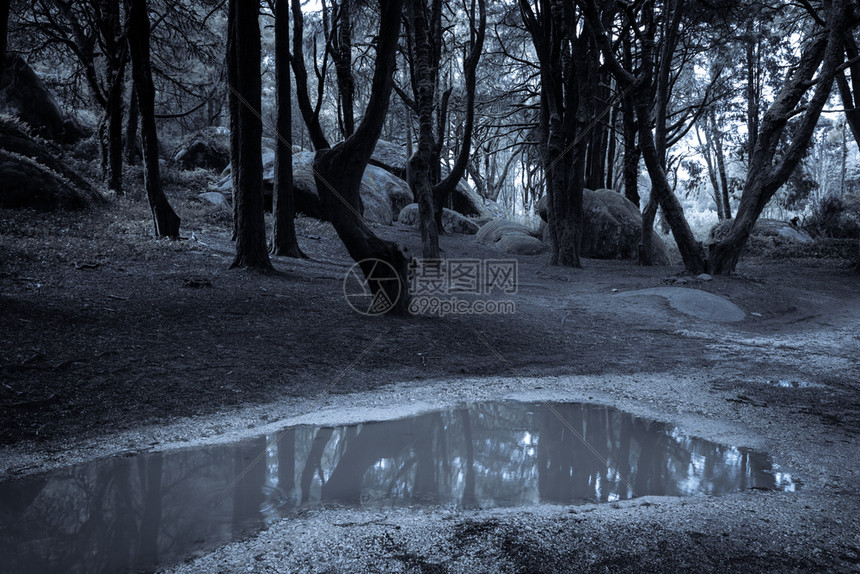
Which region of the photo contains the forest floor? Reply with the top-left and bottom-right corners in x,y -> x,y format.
1,188 -> 859,572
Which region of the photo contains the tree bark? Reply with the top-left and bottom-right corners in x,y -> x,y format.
431,0 -> 485,231
125,85 -> 139,166
98,0 -> 126,195
291,0 -> 330,150
577,0 -> 706,273
227,0 -> 271,269
0,0 -> 10,87
126,0 -> 180,238
329,0 -> 354,138
405,0 -> 441,259
271,0 -> 304,258
709,4 -> 845,274
520,0 -> 585,268
312,0 -> 410,314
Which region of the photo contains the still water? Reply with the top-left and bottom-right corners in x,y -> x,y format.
0,401 -> 794,573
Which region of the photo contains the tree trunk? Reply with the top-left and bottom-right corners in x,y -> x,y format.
291,0 -> 330,150
431,0 -> 485,231
0,0 -> 10,88
620,39 -> 639,207
125,85 -> 139,165
228,0 -> 271,269
637,99 -> 706,273
98,0 -> 126,195
312,0 -> 410,314
331,0 -> 355,138
405,0 -> 440,259
271,0 -> 304,258
126,0 -> 180,238
710,4 -> 845,274
639,195 -> 657,265
713,122 -> 731,219
102,62 -> 125,194
227,0 -> 239,240
696,123 -> 724,220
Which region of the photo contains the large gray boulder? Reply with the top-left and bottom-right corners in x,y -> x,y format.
476,218 -> 547,255
0,149 -> 101,210
536,189 -> 669,264
369,139 -> 408,179
710,218 -> 813,244
0,55 -> 86,143
476,218 -> 538,243
173,127 -> 230,172
496,234 -> 548,255
214,150 -> 413,224
397,203 -> 480,234
451,179 -> 505,220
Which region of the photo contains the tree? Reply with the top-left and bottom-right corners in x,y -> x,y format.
271,0 -> 304,258
311,0 -> 411,313
24,0 -> 128,192
577,0 -> 709,273
125,0 -> 180,237
400,0 -> 485,259
227,0 -> 271,269
403,0 -> 442,259
0,0 -> 9,85
98,0 -> 126,195
520,0 -> 596,268
709,0 -> 850,274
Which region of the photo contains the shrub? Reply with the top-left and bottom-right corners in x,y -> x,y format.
803,193 -> 860,239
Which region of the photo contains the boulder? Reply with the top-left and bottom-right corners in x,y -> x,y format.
0,117 -> 100,202
450,179 -> 505,219
173,128 -> 230,172
369,139 -> 408,178
583,188 -> 669,264
536,194 -> 548,222
476,218 -> 546,255
476,218 -> 538,243
496,233 -> 548,255
710,218 -> 814,244
537,189 -> 669,264
397,203 -> 480,234
0,149 -> 101,210
0,55 -> 86,143
214,150 -> 413,224
198,191 -> 231,210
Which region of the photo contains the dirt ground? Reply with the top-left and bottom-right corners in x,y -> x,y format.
1,191 -> 859,572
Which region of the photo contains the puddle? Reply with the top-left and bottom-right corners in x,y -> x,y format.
0,401 -> 794,573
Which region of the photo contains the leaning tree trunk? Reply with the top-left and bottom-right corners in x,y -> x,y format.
709,4 -> 844,274
126,0 -> 180,238
312,0 -> 410,314
271,0 -> 303,258
228,0 -> 271,269
636,103 -> 705,273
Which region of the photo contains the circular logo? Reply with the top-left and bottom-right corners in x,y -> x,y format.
342,258 -> 402,316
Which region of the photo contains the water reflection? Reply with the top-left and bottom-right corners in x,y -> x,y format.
0,401 -> 794,574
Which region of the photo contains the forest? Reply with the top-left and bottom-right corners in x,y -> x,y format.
0,0 -> 859,572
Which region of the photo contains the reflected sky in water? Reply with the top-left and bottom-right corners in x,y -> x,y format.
0,401 -> 794,573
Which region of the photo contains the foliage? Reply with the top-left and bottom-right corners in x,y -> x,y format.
804,193 -> 860,239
